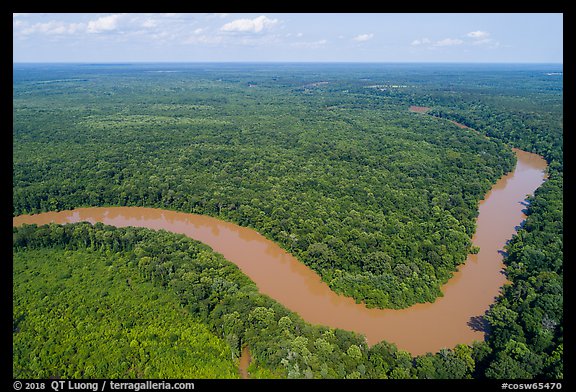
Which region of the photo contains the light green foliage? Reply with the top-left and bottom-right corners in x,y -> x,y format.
13,63 -> 562,379
13,248 -> 238,379
12,223 -> 375,379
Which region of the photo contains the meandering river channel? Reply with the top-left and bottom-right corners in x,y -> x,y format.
13,149 -> 547,355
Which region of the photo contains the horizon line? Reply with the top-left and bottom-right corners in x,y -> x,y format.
13,61 -> 564,65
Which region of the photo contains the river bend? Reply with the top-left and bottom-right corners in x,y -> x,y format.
13,149 -> 547,355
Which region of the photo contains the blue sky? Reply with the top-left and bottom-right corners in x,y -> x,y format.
13,13 -> 563,63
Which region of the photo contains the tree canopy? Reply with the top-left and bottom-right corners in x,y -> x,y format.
13,63 -> 562,379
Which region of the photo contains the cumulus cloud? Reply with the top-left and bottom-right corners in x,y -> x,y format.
353,33 -> 374,42
411,38 -> 431,46
220,15 -> 278,33
412,30 -> 500,50
466,30 -> 499,47
21,20 -> 84,35
87,14 -> 122,33
16,14 -> 127,36
467,30 -> 490,39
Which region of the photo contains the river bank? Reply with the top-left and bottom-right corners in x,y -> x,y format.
13,150 -> 547,355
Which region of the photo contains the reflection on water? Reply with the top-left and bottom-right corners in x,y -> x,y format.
13,150 -> 547,355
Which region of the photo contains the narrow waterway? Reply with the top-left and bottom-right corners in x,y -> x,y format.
238,346 -> 251,379
12,149 -> 547,355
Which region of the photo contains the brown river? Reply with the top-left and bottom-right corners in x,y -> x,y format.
12,149 -> 547,356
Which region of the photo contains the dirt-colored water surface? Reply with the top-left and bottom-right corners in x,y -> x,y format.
238,346 -> 251,379
12,149 -> 547,355
409,105 -> 431,113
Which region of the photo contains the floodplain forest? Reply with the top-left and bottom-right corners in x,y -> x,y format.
13,63 -> 562,379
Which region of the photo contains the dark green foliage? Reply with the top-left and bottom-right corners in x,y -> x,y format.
13,222 -> 411,379
477,172 -> 563,379
428,103 -> 562,165
414,345 -> 475,379
392,64 -> 563,380
13,63 -> 517,309
13,63 -> 562,379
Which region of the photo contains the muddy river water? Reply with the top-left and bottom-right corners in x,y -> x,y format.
13,149 -> 547,356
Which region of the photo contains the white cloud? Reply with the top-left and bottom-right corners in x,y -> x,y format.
433,38 -> 464,47
466,30 -> 499,47
220,15 -> 278,33
467,30 -> 490,39
87,14 -> 122,33
21,21 -> 84,35
412,31 -> 499,50
353,33 -> 374,42
193,28 -> 204,35
411,37 -> 431,46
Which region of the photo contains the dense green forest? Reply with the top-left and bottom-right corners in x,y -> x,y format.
13,244 -> 240,379
481,172 -> 563,378
403,67 -> 564,379
13,222 -> 482,379
13,63 -> 562,379
13,63 -> 518,310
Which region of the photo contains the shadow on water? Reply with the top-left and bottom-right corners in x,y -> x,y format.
467,315 -> 490,334
519,199 -> 531,216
